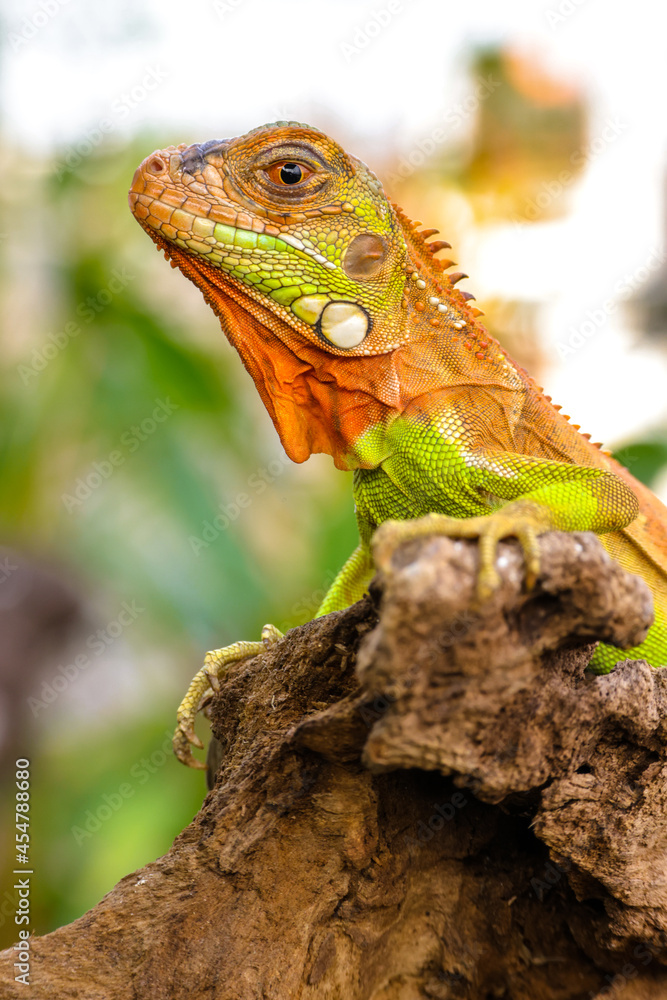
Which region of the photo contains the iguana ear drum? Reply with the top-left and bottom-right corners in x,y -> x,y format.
318,301 -> 370,348
343,233 -> 387,279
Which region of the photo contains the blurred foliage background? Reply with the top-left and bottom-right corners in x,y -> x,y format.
0,131 -> 360,943
1,0 -> 667,948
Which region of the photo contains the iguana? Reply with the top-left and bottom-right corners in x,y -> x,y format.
129,121 -> 667,768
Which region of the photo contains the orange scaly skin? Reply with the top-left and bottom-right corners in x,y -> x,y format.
129,122 -> 667,767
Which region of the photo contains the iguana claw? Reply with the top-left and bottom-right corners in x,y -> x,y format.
372,505 -> 552,602
173,624 -> 283,768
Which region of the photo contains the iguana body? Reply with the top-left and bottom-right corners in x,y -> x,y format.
129,122 -> 667,765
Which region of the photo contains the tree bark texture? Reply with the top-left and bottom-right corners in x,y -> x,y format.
2,530 -> 667,999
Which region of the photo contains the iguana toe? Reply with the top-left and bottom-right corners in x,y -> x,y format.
371,507 -> 551,602
173,628 -> 284,769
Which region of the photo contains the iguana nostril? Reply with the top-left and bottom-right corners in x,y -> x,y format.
147,157 -> 166,174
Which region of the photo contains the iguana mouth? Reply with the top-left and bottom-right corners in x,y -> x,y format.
134,220 -> 269,322
129,177 -> 337,276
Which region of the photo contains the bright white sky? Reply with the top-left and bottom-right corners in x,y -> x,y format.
4,0 -> 667,466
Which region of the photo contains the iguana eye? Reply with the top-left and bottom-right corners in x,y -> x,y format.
265,161 -> 313,185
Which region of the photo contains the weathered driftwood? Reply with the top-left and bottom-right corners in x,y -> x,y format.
3,530 -> 667,999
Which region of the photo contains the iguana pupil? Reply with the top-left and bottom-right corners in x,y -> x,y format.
280,162 -> 303,184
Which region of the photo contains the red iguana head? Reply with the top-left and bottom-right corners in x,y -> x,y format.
128,122 -> 485,469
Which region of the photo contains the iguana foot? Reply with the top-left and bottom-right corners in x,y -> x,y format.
173,623 -> 283,768
372,504 -> 553,601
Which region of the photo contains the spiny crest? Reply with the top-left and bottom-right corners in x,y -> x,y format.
391,203 -> 485,324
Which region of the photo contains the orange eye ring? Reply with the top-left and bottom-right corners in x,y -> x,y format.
265,161 -> 313,186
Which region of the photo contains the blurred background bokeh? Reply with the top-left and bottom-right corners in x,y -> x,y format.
1,0 -> 667,946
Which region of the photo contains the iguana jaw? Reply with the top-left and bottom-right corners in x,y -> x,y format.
133,221 -> 404,470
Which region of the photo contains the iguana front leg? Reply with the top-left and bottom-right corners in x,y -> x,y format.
315,543 -> 375,616
372,452 -> 639,600
173,624 -> 283,768
175,531 -> 374,767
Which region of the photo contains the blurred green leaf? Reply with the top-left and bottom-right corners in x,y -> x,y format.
613,439 -> 667,489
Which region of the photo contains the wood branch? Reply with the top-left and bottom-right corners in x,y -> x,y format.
3,531 -> 667,999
